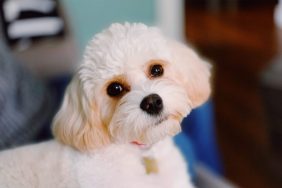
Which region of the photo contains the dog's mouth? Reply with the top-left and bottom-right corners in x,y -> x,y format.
154,113 -> 182,126
130,114 -> 183,149
154,116 -> 168,126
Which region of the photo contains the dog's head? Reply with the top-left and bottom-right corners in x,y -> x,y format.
52,23 -> 211,151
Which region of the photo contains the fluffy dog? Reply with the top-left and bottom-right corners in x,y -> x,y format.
0,23 -> 211,188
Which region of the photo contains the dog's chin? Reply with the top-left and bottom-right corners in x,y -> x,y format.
109,111 -> 185,147
139,116 -> 182,147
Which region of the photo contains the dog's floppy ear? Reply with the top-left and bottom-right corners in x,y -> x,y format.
169,40 -> 212,108
52,77 -> 110,151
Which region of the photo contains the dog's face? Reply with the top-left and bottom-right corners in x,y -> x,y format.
52,23 -> 211,151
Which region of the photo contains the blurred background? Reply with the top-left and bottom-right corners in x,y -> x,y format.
0,0 -> 281,187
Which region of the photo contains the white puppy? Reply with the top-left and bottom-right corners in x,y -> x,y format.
0,23 -> 211,188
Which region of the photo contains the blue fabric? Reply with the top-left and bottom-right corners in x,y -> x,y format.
181,100 -> 223,175
37,76 -> 71,141
0,41 -> 56,150
174,133 -> 196,180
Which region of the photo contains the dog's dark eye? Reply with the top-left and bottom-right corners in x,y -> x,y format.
150,64 -> 164,78
107,82 -> 124,97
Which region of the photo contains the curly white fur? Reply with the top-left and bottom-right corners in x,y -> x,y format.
0,23 -> 211,188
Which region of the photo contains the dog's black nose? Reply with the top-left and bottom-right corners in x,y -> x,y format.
140,94 -> 163,115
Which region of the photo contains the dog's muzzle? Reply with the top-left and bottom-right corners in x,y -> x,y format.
140,93 -> 163,115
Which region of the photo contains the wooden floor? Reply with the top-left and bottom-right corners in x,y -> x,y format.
185,2 -> 282,188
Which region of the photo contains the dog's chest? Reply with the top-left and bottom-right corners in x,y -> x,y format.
142,156 -> 159,174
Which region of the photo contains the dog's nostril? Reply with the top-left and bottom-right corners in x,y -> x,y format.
140,94 -> 163,115
155,98 -> 162,107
